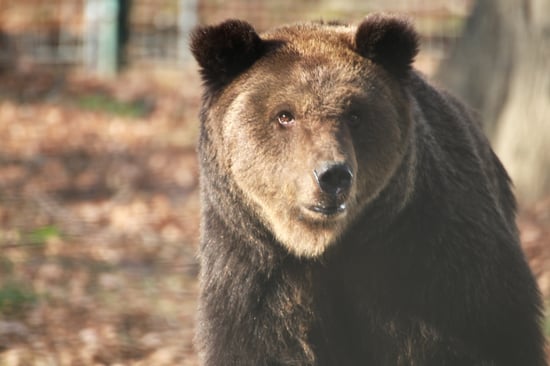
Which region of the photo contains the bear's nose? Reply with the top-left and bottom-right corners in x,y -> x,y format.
314,163 -> 353,196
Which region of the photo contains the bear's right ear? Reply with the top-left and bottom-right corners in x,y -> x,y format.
190,20 -> 264,89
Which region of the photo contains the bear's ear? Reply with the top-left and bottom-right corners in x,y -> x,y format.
190,20 -> 264,89
355,14 -> 419,78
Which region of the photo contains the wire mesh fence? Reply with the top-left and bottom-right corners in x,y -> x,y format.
0,0 -> 473,72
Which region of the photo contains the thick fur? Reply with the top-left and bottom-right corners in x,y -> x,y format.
355,14 -> 419,78
191,14 -> 546,366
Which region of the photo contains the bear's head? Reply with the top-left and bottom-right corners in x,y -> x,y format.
191,14 -> 419,257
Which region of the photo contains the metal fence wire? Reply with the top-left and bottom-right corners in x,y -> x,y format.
0,0 -> 473,70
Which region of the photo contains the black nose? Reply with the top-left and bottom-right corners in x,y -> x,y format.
314,163 -> 353,196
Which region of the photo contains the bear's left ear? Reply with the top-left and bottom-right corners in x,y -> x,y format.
190,20 -> 264,89
355,14 -> 419,78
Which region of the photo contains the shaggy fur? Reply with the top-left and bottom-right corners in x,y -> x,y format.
191,14 -> 546,366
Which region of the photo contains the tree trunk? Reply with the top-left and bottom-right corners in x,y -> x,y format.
436,0 -> 550,203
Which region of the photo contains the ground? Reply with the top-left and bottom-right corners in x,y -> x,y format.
0,66 -> 548,365
0,67 -> 201,365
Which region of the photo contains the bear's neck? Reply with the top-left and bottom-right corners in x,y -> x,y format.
199,187 -> 320,364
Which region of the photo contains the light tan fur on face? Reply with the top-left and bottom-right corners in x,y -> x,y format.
216,24 -> 412,258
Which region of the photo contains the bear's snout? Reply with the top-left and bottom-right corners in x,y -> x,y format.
313,162 -> 353,197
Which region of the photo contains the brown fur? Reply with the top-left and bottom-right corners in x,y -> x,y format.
201,22 -> 413,257
191,14 -> 546,366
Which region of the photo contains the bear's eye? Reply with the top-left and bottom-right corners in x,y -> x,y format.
343,110 -> 362,128
277,111 -> 295,127
347,113 -> 360,128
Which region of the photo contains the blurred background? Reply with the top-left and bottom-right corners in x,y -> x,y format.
0,0 -> 548,364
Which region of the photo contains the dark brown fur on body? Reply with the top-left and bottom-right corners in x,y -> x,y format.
191,14 -> 546,366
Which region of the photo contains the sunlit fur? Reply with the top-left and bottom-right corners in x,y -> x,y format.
213,29 -> 414,257
191,14 -> 546,366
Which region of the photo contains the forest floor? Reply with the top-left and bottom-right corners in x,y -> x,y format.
0,66 -> 549,365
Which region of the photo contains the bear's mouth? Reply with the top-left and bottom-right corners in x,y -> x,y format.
307,203 -> 347,217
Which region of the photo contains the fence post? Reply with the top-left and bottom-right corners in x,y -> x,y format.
84,0 -> 120,76
179,0 -> 198,64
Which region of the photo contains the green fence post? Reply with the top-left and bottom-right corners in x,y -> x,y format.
85,0 -> 120,77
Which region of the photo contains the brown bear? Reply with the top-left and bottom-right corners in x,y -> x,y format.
190,14 -> 546,366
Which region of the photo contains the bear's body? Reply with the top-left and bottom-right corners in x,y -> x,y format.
191,15 -> 546,366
